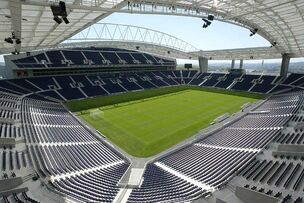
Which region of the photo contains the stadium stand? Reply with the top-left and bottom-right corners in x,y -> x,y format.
52,163 -> 129,202
12,49 -> 176,69
200,73 -> 225,87
250,75 -> 277,93
128,164 -> 203,203
231,93 -> 304,203
1,0 -> 304,201
0,71 -> 301,103
0,68 -> 304,202
2,45 -> 304,203
125,90 -> 304,202
231,74 -> 261,91
215,73 -> 242,89
20,97 -> 130,202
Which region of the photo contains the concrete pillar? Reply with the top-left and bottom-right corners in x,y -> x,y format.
198,57 -> 208,73
231,59 -> 235,69
280,53 -> 290,78
239,59 -> 243,69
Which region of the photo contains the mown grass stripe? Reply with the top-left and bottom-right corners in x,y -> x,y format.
75,88 -> 262,157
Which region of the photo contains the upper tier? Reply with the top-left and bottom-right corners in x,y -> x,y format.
11,48 -> 176,69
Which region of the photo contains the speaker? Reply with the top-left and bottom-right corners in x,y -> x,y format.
62,17 -> 69,24
208,15 -> 214,21
51,5 -> 62,16
53,16 -> 62,24
59,1 -> 67,17
184,63 -> 192,69
16,39 -> 21,44
59,1 -> 66,11
4,37 -> 13,44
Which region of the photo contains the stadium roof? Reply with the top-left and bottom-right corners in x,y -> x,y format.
0,0 -> 125,54
0,0 -> 304,59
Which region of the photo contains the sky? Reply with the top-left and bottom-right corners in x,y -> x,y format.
100,13 -> 270,50
92,13 -> 303,64
0,13 -> 302,64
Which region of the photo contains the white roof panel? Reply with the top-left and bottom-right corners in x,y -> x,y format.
0,0 -> 125,54
0,0 -> 303,59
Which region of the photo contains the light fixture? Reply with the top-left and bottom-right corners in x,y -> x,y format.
53,16 -> 62,24
51,1 -> 69,24
207,15 -> 214,21
15,39 -> 21,44
249,28 -> 258,36
270,42 -> 277,47
11,49 -> 19,55
4,37 -> 13,44
62,17 -> 69,24
202,18 -> 211,28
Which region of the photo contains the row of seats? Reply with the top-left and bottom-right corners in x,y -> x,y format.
1,173 -> 39,203
29,143 -> 123,176
240,159 -> 304,190
18,97 -> 131,202
243,184 -> 303,203
127,91 -> 303,202
1,191 -> 39,203
27,126 -> 96,143
160,145 -> 256,185
51,163 -> 129,203
1,71 -> 304,103
12,49 -> 176,68
272,93 -> 304,145
232,92 -> 304,203
188,72 -> 279,93
0,92 -> 26,181
1,150 -> 29,171
274,132 -> 304,145
198,128 -> 279,149
0,92 -> 36,203
128,164 -> 203,203
0,124 -> 22,138
0,71 -> 303,202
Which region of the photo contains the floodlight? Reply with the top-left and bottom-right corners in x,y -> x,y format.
4,37 -> 13,44
62,17 -> 70,24
53,16 -> 62,24
15,39 -> 21,44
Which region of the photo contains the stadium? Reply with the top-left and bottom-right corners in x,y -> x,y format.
0,0 -> 304,203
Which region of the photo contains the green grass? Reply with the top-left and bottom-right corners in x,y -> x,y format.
67,85 -> 263,112
74,87 -> 261,157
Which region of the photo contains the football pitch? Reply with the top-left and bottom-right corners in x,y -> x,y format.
71,87 -> 261,157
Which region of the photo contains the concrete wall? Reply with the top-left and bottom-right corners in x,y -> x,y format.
0,177 -> 23,191
235,186 -> 279,203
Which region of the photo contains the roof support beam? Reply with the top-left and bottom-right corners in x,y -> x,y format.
9,0 -> 22,52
